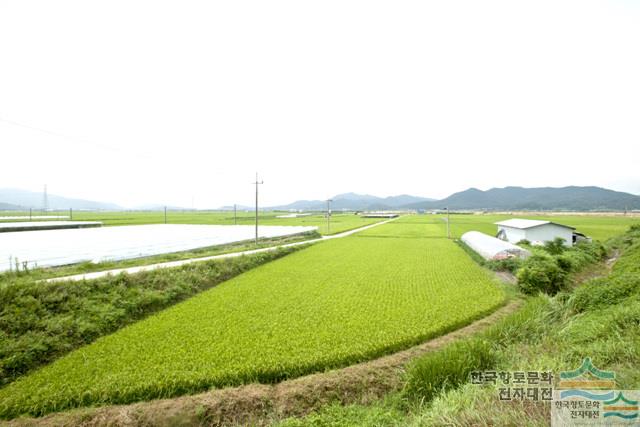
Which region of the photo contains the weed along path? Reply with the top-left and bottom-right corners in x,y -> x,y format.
46,217 -> 399,283
0,216 -> 506,419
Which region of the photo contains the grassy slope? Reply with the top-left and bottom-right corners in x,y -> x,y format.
0,218 -> 504,419
274,223 -> 640,427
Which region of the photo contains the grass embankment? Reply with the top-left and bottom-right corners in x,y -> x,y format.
274,224 -> 640,426
0,246 -> 304,388
0,219 -> 504,419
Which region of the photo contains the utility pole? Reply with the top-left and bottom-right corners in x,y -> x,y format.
69,208 -> 73,221
234,204 -> 237,225
164,206 -> 167,224
253,173 -> 264,245
29,208 -> 32,221
326,199 -> 333,234
446,207 -> 451,239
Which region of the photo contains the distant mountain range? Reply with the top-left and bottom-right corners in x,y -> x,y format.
2,186 -> 639,212
402,186 -> 640,211
0,188 -> 122,210
274,187 -> 640,211
271,193 -> 436,211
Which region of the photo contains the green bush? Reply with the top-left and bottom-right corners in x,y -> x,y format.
517,241 -> 605,295
517,254 -> 567,295
543,237 -> 568,255
485,257 -> 523,274
403,338 -> 495,404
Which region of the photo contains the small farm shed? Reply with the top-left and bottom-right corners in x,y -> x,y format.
461,231 -> 531,260
495,219 -> 575,247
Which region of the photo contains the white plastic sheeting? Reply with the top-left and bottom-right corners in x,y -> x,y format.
0,224 -> 317,272
461,231 -> 531,261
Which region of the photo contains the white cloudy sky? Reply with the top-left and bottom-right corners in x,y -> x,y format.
1,0 -> 639,208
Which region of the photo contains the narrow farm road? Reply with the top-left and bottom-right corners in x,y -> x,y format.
46,217 -> 400,283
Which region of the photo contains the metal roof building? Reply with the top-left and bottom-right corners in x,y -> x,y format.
495,219 -> 575,246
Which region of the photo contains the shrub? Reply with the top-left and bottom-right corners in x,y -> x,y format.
543,237 -> 567,255
486,257 -> 523,274
517,254 -> 567,295
403,338 -> 496,404
517,240 -> 605,295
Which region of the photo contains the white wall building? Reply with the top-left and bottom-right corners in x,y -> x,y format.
495,219 -> 575,246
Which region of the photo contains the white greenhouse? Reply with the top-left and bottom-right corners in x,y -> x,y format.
461,231 -> 531,261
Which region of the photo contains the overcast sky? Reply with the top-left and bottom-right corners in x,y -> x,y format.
1,1 -> 639,208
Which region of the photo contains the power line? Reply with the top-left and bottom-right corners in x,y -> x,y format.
0,115 -> 150,159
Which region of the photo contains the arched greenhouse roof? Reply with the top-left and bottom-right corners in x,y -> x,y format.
461,231 -> 531,261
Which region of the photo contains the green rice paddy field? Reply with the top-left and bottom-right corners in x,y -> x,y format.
1,210 -> 633,241
0,214 -> 636,419
0,216 -> 505,419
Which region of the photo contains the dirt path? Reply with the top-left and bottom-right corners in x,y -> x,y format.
605,248 -> 621,270
46,218 -> 398,283
9,300 -> 521,427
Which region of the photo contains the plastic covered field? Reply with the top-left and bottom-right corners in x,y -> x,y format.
461,230 -> 531,260
0,224 -> 316,272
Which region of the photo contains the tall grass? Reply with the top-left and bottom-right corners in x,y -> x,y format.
403,339 -> 496,404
